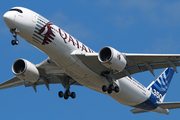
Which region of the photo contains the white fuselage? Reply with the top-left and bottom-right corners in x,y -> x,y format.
4,7 -> 151,107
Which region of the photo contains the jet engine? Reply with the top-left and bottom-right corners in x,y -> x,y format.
12,59 -> 40,83
98,47 -> 127,71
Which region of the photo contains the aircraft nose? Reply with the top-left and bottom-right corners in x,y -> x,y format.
3,11 -> 16,29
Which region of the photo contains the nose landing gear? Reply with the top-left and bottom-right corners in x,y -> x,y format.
10,28 -> 19,45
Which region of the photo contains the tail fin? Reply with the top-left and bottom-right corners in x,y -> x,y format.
147,68 -> 175,103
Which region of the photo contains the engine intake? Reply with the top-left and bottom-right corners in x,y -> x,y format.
98,47 -> 127,71
12,59 -> 39,83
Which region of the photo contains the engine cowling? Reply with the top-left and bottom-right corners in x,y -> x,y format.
98,47 -> 127,71
12,59 -> 40,83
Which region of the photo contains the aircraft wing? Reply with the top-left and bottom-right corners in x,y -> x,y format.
0,58 -> 82,91
72,53 -> 180,79
0,77 -> 24,90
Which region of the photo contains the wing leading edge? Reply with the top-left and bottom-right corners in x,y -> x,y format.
73,52 -> 180,79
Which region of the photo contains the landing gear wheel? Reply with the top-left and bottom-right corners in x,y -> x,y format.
64,94 -> 69,100
11,40 -> 19,45
109,85 -> 114,91
58,90 -> 76,100
107,89 -> 112,94
11,40 -> 15,45
58,91 -> 64,98
15,40 -> 19,45
102,85 -> 119,94
71,92 -> 76,99
65,90 -> 70,96
114,86 -> 119,93
102,85 -> 107,92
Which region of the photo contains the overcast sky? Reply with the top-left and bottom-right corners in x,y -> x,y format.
1,0 -> 180,120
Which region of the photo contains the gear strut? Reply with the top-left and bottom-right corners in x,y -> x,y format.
10,28 -> 19,45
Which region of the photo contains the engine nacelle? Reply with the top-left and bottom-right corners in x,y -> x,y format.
98,47 -> 127,71
12,59 -> 40,83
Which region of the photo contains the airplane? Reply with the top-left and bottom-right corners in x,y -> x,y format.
2,6 -> 180,114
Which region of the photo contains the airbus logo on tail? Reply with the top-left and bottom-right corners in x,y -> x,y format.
149,87 -> 163,102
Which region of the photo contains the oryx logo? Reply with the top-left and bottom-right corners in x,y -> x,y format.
38,22 -> 55,45
117,54 -> 121,60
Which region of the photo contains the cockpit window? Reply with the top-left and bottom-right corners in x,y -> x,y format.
9,8 -> 23,13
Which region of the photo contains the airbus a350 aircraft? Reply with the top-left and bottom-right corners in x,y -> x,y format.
2,7 -> 180,114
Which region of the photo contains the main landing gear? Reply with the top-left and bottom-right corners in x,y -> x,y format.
10,28 -> 19,45
58,76 -> 76,100
58,90 -> 76,100
102,85 -> 119,94
102,70 -> 120,94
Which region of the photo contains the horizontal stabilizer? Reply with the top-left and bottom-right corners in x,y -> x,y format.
130,108 -> 149,114
157,102 -> 180,109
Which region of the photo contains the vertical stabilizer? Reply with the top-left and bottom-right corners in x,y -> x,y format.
147,68 -> 175,103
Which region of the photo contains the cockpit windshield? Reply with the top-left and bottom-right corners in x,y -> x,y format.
9,8 -> 23,13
